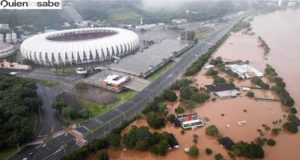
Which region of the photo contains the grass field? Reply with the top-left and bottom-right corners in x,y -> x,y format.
75,83 -> 88,93
147,61 -> 175,81
26,78 -> 60,87
78,90 -> 136,117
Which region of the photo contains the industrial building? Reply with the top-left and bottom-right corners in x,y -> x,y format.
205,83 -> 240,98
226,64 -> 264,79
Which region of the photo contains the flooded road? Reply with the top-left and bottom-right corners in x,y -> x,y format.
85,9 -> 300,160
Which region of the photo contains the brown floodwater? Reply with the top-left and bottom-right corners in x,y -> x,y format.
85,9 -> 300,160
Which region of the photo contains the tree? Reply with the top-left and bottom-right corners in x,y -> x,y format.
205,148 -> 213,155
214,153 -> 224,160
62,106 -> 74,122
213,75 -> 226,84
156,139 -> 169,155
232,141 -> 264,159
107,133 -> 121,147
266,139 -> 276,146
146,112 -> 166,129
175,106 -> 185,114
180,86 -> 198,100
97,150 -> 109,160
205,68 -> 218,76
188,145 -> 199,157
135,140 -> 150,151
123,126 -> 152,148
162,89 -> 177,102
283,122 -> 298,133
0,75 -> 41,148
183,100 -> 196,111
205,125 -> 221,138
53,100 -> 67,113
191,92 -> 210,103
167,114 -> 177,124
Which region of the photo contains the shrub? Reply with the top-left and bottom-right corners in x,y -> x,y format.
183,100 -> 196,111
289,107 -> 298,114
266,139 -> 276,146
205,148 -> 213,155
283,122 -> 298,133
97,150 -> 109,160
214,153 -> 224,160
205,125 -> 221,138
205,68 -> 218,76
213,75 -> 226,84
271,128 -> 281,136
188,145 -> 199,157
167,114 -> 177,124
251,77 -> 269,89
175,106 -> 185,114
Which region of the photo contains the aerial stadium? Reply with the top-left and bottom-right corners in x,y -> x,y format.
20,28 -> 139,66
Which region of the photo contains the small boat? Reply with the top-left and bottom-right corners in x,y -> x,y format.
184,147 -> 190,152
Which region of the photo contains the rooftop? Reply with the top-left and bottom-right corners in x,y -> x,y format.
218,137 -> 235,150
205,83 -> 237,92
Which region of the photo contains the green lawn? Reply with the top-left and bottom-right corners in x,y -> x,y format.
75,83 -> 88,93
147,61 -> 175,81
25,78 -> 60,87
0,148 -> 18,160
78,90 -> 136,117
53,67 -> 75,74
110,9 -> 140,21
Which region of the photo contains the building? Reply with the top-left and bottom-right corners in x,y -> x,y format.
226,64 -> 264,79
218,137 -> 235,150
101,74 -> 130,89
0,59 -> 31,70
168,134 -> 180,149
20,28 -> 139,66
205,83 -> 240,98
176,113 -> 204,129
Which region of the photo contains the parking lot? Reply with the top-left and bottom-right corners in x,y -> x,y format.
109,39 -> 189,77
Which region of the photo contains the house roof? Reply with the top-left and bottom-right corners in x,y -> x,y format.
218,137 -> 235,150
168,134 -> 179,148
205,83 -> 237,92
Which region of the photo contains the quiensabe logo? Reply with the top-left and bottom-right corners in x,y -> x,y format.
0,0 -> 62,9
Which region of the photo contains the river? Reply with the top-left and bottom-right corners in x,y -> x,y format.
85,9 -> 300,160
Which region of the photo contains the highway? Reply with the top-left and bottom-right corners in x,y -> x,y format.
10,16 -> 242,160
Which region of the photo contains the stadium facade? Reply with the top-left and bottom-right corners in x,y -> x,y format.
20,28 -> 139,66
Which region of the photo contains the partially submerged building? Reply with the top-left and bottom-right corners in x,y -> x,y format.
168,134 -> 180,149
226,64 -> 264,79
176,113 -> 204,129
218,137 -> 235,150
205,83 -> 240,98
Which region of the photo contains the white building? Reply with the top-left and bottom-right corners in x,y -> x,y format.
205,83 -> 240,98
176,113 -> 204,129
20,28 -> 139,66
227,64 -> 264,79
101,74 -> 130,89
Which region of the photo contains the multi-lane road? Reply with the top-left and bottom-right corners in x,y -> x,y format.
10,16 -> 243,160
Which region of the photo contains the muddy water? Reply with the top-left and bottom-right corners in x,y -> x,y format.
85,9 -> 300,160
